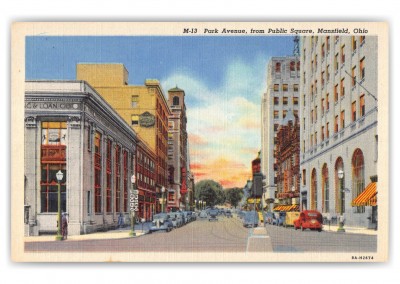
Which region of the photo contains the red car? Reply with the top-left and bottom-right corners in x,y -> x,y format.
294,210 -> 323,232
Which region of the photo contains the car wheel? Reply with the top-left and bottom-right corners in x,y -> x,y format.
318,229 -> 322,232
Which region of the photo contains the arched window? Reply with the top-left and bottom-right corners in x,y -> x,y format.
311,168 -> 317,210
275,62 -> 281,73
335,157 -> 344,214
290,61 -> 296,71
322,163 -> 329,213
352,149 -> 365,213
173,96 -> 180,106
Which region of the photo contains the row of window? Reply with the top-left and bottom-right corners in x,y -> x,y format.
274,61 -> 300,73
273,96 -> 299,106
273,83 -> 299,92
273,110 -> 299,120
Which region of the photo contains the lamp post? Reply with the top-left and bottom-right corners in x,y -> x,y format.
55,170 -> 64,241
129,175 -> 137,237
337,169 -> 346,232
161,186 -> 165,213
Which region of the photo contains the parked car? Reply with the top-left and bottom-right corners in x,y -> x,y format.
225,210 -> 232,218
190,211 -> 197,221
168,212 -> 184,228
149,213 -> 173,232
199,210 -> 208,218
208,208 -> 219,221
264,212 -> 275,225
181,211 -> 189,224
294,210 -> 323,232
243,211 -> 259,228
237,210 -> 246,219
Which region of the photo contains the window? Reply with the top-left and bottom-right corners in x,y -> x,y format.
293,84 -> 299,92
321,126 -> 325,141
360,57 -> 365,80
294,110 -> 298,118
334,115 -> 339,133
314,106 -> 317,121
275,62 -> 281,73
94,131 -> 102,213
314,131 -> 317,146
274,84 -> 279,92
352,101 -> 357,122
131,96 -> 139,107
311,110 -> 314,124
274,97 -> 279,105
340,78 -> 345,97
334,84 -> 339,102
274,110 -> 279,119
131,115 -> 139,125
311,169 -> 317,210
352,36 -> 357,52
40,122 -> 67,213
114,145 -> 121,213
283,84 -> 288,92
326,65 -> 330,82
334,53 -> 339,72
302,169 -> 306,186
352,149 -> 365,213
326,36 -> 330,51
341,110 -> 345,129
321,43 -> 325,58
321,71 -> 325,86
303,94 -> 306,107
322,164 -> 329,213
352,66 -> 357,87
293,97 -> 299,105
360,36 -> 365,44
106,139 -> 112,213
283,110 -> 287,118
173,96 -> 180,106
326,93 -> 330,111
360,95 -> 365,117
274,124 -> 279,131
283,97 -> 288,105
326,122 -> 330,138
290,61 -> 296,72
310,134 -> 313,147
321,98 -> 325,114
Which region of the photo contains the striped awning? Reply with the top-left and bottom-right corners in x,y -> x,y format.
273,204 -> 299,212
351,182 -> 377,207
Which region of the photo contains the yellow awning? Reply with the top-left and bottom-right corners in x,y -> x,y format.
247,198 -> 261,204
273,205 -> 299,212
351,182 -> 377,207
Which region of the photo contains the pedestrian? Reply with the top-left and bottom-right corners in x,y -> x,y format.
118,213 -> 124,231
61,212 -> 68,240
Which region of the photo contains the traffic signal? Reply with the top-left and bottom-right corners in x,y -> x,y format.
252,173 -> 265,197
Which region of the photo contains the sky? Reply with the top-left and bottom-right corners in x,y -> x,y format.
26,36 -> 294,188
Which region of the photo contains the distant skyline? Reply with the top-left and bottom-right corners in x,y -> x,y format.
26,36 -> 295,188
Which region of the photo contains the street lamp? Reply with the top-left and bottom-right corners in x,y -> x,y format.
337,169 -> 345,232
129,175 -> 137,237
55,170 -> 64,241
161,186 -> 166,213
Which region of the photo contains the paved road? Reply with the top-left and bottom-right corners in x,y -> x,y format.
25,215 -> 377,253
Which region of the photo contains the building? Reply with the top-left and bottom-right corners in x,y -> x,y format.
300,36 -> 378,229
76,63 -> 171,215
136,140 -> 156,221
24,80 -> 138,236
261,56 -> 300,211
167,86 -> 189,210
275,110 -> 300,212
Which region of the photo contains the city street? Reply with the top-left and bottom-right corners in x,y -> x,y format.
25,214 -> 377,253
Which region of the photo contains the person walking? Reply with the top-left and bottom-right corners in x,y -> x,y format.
61,212 -> 68,240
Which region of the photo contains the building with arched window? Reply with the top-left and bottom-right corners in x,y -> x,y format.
300,36 -> 378,229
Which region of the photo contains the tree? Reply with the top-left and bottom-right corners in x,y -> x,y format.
225,187 -> 244,208
195,179 -> 224,207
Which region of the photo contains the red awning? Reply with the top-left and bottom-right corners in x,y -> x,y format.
351,182 -> 377,207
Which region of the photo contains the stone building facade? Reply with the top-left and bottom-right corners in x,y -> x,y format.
24,80 -> 138,236
300,36 -> 378,228
261,56 -> 300,211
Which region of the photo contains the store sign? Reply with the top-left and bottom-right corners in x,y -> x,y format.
25,102 -> 80,110
130,189 -> 139,212
139,112 -> 155,127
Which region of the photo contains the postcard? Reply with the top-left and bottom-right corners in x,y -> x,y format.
11,22 -> 388,262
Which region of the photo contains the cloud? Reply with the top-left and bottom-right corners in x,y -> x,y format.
161,58 -> 266,187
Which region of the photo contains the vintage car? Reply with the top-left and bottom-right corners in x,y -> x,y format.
199,210 -> 208,218
225,210 -> 233,218
149,213 -> 173,232
294,210 -> 323,232
168,212 -> 184,228
208,208 -> 219,221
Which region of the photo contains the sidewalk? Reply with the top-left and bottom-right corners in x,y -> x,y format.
25,222 -> 152,242
323,224 -> 378,235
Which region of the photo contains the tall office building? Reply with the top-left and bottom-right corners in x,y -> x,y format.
261,56 -> 300,211
300,36 -> 378,229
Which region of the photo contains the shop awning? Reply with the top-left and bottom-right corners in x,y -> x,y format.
247,198 -> 261,204
351,182 -> 377,207
273,205 -> 299,212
